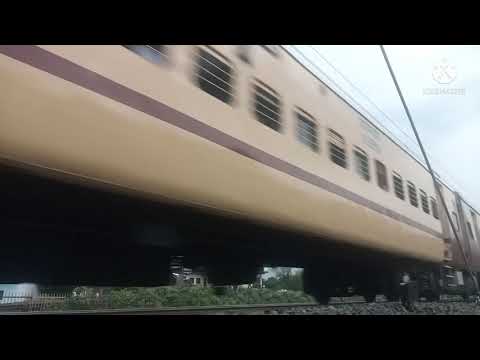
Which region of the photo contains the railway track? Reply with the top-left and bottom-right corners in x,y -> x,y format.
0,295 -> 473,315
0,299 -> 394,315
1,302 -> 318,315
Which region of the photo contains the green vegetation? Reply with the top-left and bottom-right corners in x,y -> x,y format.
42,286 -> 312,311
34,267 -> 310,311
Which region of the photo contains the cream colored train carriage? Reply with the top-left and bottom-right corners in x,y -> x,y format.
0,45 -> 478,301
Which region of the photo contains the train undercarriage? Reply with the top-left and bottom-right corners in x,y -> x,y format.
1,163 -> 478,308
302,262 -> 479,308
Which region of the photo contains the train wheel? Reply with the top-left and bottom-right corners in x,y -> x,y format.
462,272 -> 475,302
400,281 -> 419,312
315,296 -> 330,305
309,288 -> 330,305
385,293 -> 399,302
303,265 -> 331,305
383,271 -> 402,302
425,292 -> 440,302
363,293 -> 377,303
358,280 -> 379,303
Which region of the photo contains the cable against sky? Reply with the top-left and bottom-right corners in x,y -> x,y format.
285,45 -> 474,203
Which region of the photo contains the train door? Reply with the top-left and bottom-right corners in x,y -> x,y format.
471,211 -> 479,246
433,183 -> 454,262
435,182 -> 450,239
454,193 -> 472,264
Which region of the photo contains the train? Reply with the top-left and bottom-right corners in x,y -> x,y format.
0,45 -> 478,305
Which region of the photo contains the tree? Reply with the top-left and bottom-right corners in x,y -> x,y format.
264,268 -> 304,292
272,267 -> 292,278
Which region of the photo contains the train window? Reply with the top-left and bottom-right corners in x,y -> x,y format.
123,45 -> 168,65
295,109 -> 318,152
237,45 -> 251,64
260,45 -> 280,57
253,80 -> 281,132
375,160 -> 388,191
148,45 -> 167,57
420,190 -> 430,214
353,146 -> 370,181
392,172 -> 405,200
407,181 -> 418,208
194,47 -> 234,105
452,212 -> 459,231
328,129 -> 347,168
430,197 -> 439,219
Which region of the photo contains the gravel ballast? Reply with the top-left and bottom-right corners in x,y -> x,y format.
260,296 -> 480,315
219,296 -> 480,315
265,302 -> 480,315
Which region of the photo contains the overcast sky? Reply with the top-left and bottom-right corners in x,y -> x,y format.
286,45 -> 479,210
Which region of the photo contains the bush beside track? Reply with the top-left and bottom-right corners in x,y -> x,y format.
41,287 -> 314,312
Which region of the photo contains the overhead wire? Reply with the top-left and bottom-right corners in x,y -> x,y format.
379,45 -> 479,300
286,45 -> 473,200
307,45 -> 472,198
286,45 -> 425,160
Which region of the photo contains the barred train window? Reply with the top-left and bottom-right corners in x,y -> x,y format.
295,109 -> 318,152
392,172 -> 405,200
194,47 -> 234,105
430,197 -> 439,219
353,146 -> 370,181
237,45 -> 251,64
260,45 -> 279,57
123,45 -> 168,65
407,181 -> 418,207
328,129 -> 347,168
147,45 -> 167,57
420,190 -> 430,214
253,80 -> 281,132
375,160 -> 388,191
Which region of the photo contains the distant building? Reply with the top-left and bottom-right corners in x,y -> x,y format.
172,267 -> 208,287
184,273 -> 208,287
0,284 -> 39,304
